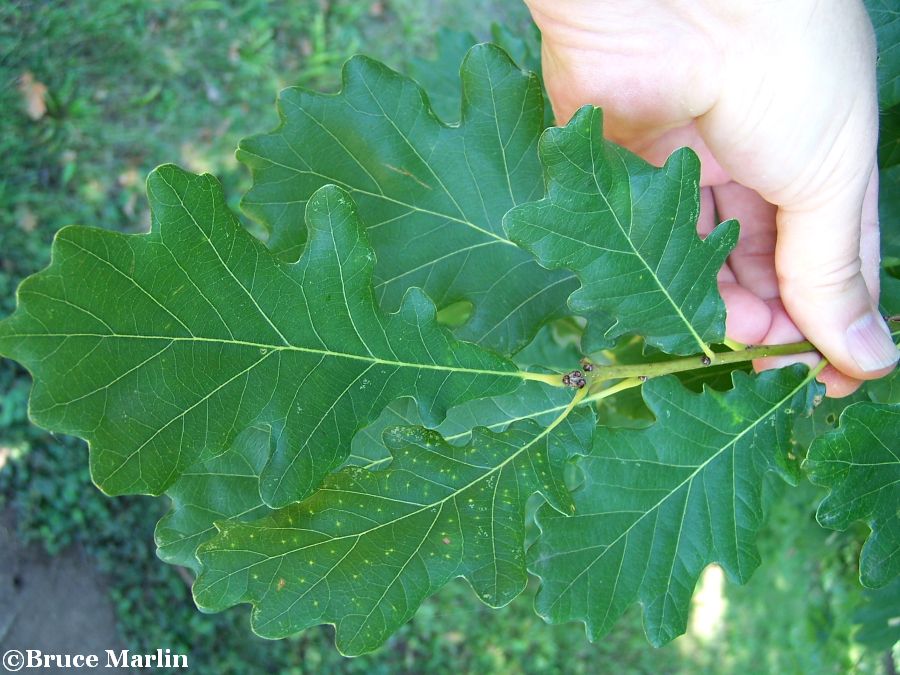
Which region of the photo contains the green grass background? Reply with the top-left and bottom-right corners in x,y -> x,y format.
0,1 -> 896,673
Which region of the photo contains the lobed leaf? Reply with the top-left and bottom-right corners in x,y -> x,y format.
0,165 -> 522,507
193,404 -> 594,656
350,323 -> 585,466
407,27 -> 477,124
806,401 -> 900,588
238,43 -> 576,353
157,381 -> 586,571
156,425 -> 275,572
349,379 -> 588,468
528,365 -> 821,646
157,326 -> 587,574
408,24 -> 549,125
505,106 -> 737,355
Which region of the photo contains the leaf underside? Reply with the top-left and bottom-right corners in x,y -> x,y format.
156,377 -> 587,572
505,106 -> 738,355
806,402 -> 900,588
239,43 -> 576,354
348,378 -> 581,468
156,425 -> 275,572
3,35 -> 887,659
156,323 -> 587,570
528,366 -> 820,646
194,406 -> 594,656
0,165 -> 520,507
408,25 -> 550,127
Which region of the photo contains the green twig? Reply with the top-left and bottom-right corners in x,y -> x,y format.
580,340 -> 818,386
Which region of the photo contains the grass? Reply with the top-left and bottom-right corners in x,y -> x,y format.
0,1 -> 895,672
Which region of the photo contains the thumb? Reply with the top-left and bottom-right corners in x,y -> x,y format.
775,172 -> 897,381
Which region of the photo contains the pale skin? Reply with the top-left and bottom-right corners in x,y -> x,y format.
524,0 -> 898,396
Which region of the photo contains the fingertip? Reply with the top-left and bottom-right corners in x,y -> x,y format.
815,365 -> 864,398
845,311 -> 899,374
719,282 -> 771,345
751,353 -> 862,398
752,350 -> 820,376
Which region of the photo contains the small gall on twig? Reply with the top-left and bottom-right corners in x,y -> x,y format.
562,369 -> 587,389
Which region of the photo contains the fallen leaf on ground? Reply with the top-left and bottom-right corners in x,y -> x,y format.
18,71 -> 47,120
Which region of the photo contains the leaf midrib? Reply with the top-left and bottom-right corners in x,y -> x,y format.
11,331 -> 523,379
585,123 -> 712,357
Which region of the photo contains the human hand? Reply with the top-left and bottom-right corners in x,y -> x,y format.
524,0 -> 898,396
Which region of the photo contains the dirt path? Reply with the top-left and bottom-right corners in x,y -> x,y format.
0,510 -> 125,673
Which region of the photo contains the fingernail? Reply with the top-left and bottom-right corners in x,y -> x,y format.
847,312 -> 899,372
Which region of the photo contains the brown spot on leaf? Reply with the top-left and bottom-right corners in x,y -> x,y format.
384,164 -> 431,190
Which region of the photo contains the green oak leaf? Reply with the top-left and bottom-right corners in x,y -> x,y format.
853,577 -> 900,650
0,165 -> 523,507
407,27 -> 477,123
867,366 -> 899,404
505,106 -> 738,356
156,426 -> 275,572
156,382 -> 591,574
488,23 -> 554,127
193,405 -> 594,656
791,388 -> 868,450
880,274 -> 900,319
490,23 -> 544,85
408,24 -> 549,126
881,164 -> 900,261
512,320 -> 584,371
528,365 -> 821,646
348,379 -> 585,469
805,402 -> 900,588
238,43 -> 577,353
348,322 -> 588,467
879,104 -> 900,169
580,308 -> 619,353
157,324 -> 586,571
866,0 -> 900,109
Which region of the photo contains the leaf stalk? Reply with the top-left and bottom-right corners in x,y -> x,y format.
528,340 -> 822,388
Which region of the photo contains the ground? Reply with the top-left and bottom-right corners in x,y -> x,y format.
0,509 -> 124,672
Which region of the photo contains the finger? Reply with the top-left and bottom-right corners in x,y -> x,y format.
619,124 -> 732,186
776,169 -> 897,382
697,186 -> 717,237
720,282 -> 772,344
752,298 -> 862,397
712,182 -> 779,300
694,1 -> 895,382
859,169 -> 881,298
700,184 -> 775,344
